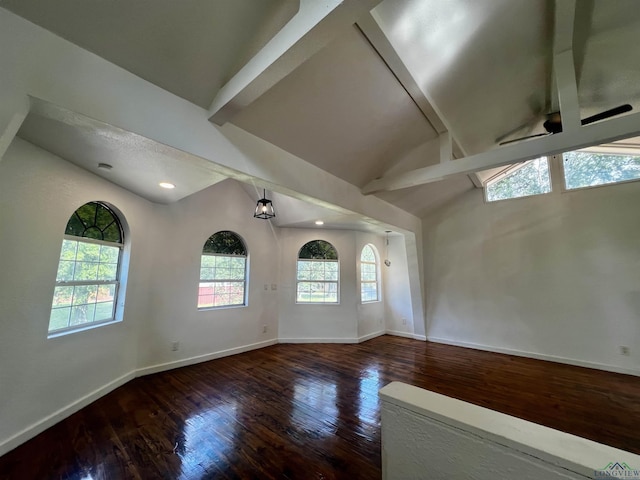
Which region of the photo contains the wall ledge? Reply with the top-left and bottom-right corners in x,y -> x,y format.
380,381 -> 640,479
428,336 -> 640,377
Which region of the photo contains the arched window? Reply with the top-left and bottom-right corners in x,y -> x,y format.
198,231 -> 247,308
360,244 -> 379,303
296,240 -> 339,303
49,201 -> 125,334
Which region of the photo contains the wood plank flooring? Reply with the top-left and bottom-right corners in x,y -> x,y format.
1,335 -> 640,479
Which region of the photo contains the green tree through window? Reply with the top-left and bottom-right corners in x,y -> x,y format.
198,231 -> 247,308
563,151 -> 640,189
49,202 -> 124,334
297,240 -> 339,303
486,158 -> 551,202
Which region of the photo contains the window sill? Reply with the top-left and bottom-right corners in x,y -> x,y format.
47,318 -> 121,339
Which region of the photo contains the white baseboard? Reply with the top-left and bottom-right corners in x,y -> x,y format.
386,330 -> 427,341
136,339 -> 278,377
358,330 -> 386,342
0,371 -> 135,457
278,337 -> 360,344
428,336 -> 640,377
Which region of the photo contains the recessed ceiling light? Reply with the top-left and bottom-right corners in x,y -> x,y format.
159,182 -> 175,189
315,220 -> 324,225
97,163 -> 113,170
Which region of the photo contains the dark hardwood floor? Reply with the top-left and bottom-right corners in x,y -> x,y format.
2,335 -> 640,479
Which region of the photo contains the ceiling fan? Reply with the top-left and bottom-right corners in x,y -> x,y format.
499,104 -> 632,146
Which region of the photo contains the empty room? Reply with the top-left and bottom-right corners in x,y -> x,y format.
1,0 -> 640,478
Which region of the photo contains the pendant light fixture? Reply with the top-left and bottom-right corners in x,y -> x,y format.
254,188 -> 276,219
384,231 -> 391,267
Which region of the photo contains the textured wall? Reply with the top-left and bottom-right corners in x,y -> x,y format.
380,382 -> 640,480
423,179 -> 640,375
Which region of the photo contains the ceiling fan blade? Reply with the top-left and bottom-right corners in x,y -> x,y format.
581,104 -> 632,126
499,132 -> 550,146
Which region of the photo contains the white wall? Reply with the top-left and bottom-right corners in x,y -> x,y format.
136,179 -> 280,371
356,232 -> 386,339
0,138 -> 155,452
278,228 -> 386,342
0,137 -> 397,455
383,235 -> 415,337
423,179 -> 640,375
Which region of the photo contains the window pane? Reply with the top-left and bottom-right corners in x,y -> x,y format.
72,285 -> 97,306
94,301 -> 114,321
198,282 -> 215,308
97,263 -> 117,281
74,261 -> 99,281
201,255 -> 215,268
56,260 -> 76,282
49,307 -> 71,331
362,270 -> 376,282
563,151 -> 640,189
486,157 -> 551,202
70,304 -> 96,326
60,240 -> 78,260
77,242 -> 101,262
362,283 -> 378,302
324,261 -> 338,281
200,267 -> 215,281
97,284 -> 116,303
100,245 -> 120,263
52,286 -> 74,308
361,245 -> 375,262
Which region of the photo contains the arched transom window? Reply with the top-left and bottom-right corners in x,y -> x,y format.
360,244 -> 379,303
49,202 -> 125,335
296,240 -> 339,304
198,231 -> 247,308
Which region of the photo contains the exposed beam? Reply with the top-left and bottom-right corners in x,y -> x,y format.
553,0 -> 580,133
0,91 -> 30,161
439,132 -> 452,164
356,11 -> 467,158
208,0 -> 382,125
362,110 -> 640,193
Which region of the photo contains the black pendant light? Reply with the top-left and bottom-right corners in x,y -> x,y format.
254,188 -> 276,219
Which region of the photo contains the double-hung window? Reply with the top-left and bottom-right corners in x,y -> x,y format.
49,202 -> 124,335
198,231 -> 247,308
360,244 -> 379,302
296,240 -> 339,304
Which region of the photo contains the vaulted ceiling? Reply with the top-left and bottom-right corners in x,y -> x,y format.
4,0 -> 640,229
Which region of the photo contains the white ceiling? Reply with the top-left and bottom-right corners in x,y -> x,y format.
1,0 -> 298,108
18,99 -> 226,204
5,0 -> 640,225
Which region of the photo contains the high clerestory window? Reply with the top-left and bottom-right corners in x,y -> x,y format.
563,150 -> 640,190
485,157 -> 551,202
296,240 -> 339,304
49,202 -> 125,335
360,244 -> 379,303
198,231 -> 247,308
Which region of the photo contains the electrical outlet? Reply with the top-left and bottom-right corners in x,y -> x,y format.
263,325 -> 268,333
264,284 -> 268,290
171,341 -> 180,352
620,346 -> 630,356
402,318 -> 407,325
271,284 -> 277,291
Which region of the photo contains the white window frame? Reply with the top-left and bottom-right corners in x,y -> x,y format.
197,252 -> 248,309
360,244 -> 380,303
49,235 -> 124,337
296,241 -> 340,305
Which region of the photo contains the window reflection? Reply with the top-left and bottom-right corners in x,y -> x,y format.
177,400 -> 238,480
358,366 -> 382,426
292,378 -> 338,437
